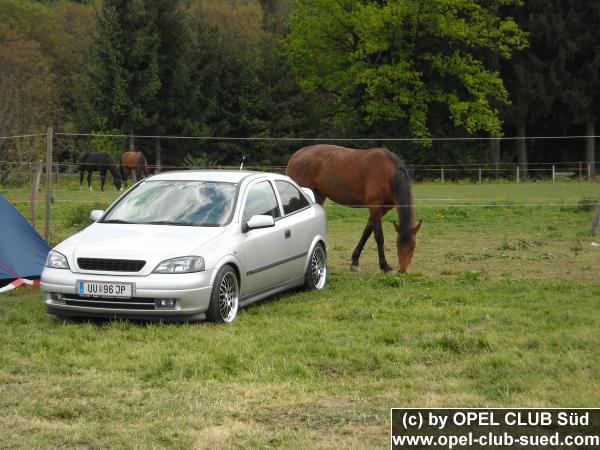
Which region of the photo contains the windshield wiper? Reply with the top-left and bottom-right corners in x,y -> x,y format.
140,220 -> 194,226
101,219 -> 135,224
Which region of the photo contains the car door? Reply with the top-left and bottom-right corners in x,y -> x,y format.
238,180 -> 293,296
274,180 -> 313,278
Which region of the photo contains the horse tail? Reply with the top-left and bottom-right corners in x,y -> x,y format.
137,152 -> 146,176
390,158 -> 413,244
119,157 -> 125,180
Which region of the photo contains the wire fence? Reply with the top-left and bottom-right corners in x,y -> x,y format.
1,130 -> 600,242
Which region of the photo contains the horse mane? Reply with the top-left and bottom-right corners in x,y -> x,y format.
386,149 -> 413,244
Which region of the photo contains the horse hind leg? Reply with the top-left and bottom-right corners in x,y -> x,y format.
350,219 -> 374,272
313,188 -> 326,206
87,171 -> 93,191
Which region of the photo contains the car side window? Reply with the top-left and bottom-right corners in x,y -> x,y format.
243,181 -> 281,221
275,181 -> 309,216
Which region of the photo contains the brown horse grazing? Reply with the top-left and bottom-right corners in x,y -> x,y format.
287,145 -> 422,273
120,151 -> 149,189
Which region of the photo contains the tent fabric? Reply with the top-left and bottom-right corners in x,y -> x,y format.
0,195 -> 50,281
0,278 -> 40,293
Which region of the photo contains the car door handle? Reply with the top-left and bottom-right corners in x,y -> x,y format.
284,229 -> 291,239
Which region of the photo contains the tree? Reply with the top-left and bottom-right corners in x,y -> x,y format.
168,0 -> 269,166
0,26 -> 58,166
286,0 -> 526,139
0,0 -> 95,131
554,1 -> 600,176
90,0 -> 187,160
500,0 -> 554,178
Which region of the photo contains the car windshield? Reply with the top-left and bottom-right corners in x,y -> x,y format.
102,180 -> 237,227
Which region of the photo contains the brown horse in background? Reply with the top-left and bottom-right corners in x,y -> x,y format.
287,145 -> 421,273
120,151 -> 149,189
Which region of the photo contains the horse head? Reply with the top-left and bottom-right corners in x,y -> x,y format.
111,165 -> 122,190
393,219 -> 422,273
113,173 -> 122,190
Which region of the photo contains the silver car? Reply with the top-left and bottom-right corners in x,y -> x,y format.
41,171 -> 328,323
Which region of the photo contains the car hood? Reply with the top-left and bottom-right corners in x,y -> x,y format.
56,223 -> 226,274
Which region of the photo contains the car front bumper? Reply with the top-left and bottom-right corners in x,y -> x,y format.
41,267 -> 215,321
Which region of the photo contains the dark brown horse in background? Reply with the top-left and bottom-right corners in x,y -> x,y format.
287,145 -> 421,273
120,151 -> 149,189
79,152 -> 122,191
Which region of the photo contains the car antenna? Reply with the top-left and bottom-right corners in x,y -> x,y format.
239,154 -> 245,171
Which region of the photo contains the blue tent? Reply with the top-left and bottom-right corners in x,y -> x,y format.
0,195 -> 50,281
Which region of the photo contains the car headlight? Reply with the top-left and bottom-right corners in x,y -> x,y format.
45,250 -> 70,269
153,256 -> 205,273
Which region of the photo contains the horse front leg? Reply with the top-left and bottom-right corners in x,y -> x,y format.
80,170 -> 84,191
350,219 -> 373,272
99,169 -> 107,191
373,219 -> 393,273
87,171 -> 93,191
370,207 -> 393,273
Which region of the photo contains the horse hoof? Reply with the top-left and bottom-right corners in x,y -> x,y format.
350,264 -> 361,272
382,266 -> 394,273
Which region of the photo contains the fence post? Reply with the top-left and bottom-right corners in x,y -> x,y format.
579,161 -> 583,180
478,167 -> 482,184
589,163 -> 592,180
30,160 -> 43,227
552,164 -> 555,183
516,165 -> 520,183
44,127 -> 53,243
441,167 -> 445,183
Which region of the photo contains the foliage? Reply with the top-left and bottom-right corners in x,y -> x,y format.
286,0 -> 527,138
2,0 -> 600,168
0,25 -> 58,163
91,0 -> 165,135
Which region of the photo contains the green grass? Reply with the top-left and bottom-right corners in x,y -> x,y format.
1,180 -> 600,449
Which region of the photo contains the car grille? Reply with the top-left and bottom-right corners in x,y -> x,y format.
62,294 -> 156,310
77,258 -> 146,272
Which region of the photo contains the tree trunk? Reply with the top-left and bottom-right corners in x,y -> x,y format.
489,132 -> 501,177
155,138 -> 161,173
585,120 -> 596,177
516,121 -> 528,179
129,130 -> 135,151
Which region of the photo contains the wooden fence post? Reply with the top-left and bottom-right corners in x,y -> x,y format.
441,167 -> 445,183
44,127 -> 53,243
30,160 -> 43,227
552,164 -> 555,183
478,167 -> 482,184
516,165 -> 520,183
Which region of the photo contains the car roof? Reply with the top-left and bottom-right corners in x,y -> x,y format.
146,170 -> 283,184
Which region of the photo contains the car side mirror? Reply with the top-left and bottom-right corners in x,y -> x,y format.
245,214 -> 275,231
90,210 -> 104,222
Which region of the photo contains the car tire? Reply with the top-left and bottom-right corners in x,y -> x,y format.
304,243 -> 327,291
206,265 -> 240,323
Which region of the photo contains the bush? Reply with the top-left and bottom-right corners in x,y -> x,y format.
64,202 -> 108,229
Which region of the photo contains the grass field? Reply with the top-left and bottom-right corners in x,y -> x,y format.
1,180 -> 600,448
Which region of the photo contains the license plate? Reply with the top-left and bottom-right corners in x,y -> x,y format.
78,280 -> 133,298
